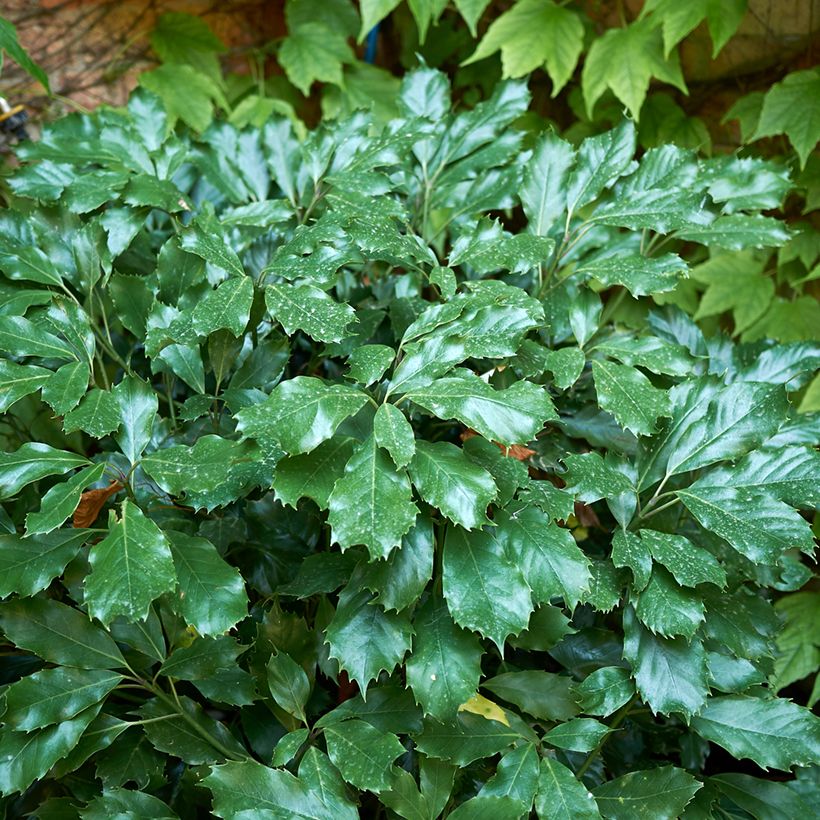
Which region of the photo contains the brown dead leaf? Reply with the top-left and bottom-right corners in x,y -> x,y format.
574,500 -> 601,529
500,443 -> 537,461
73,480 -> 122,528
459,429 -> 536,461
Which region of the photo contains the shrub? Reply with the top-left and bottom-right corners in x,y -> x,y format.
0,67 -> 818,817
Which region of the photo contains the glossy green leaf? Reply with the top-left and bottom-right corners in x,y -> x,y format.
326,587 -> 414,691
380,767 -> 430,820
25,462 -> 106,535
579,254 -> 688,296
167,531 -> 248,635
409,440 -> 496,530
50,713 -> 129,779
84,499 -> 177,625
482,671 -> 579,722
360,514 -> 434,612
623,607 -> 708,718
272,729 -> 310,767
523,345 -> 586,390
519,133 -> 574,235
544,717 -> 608,753
0,529 -> 90,597
112,376 -> 158,465
592,360 -> 671,436
691,445 -> 820,509
0,360 -> 51,412
594,335 -> 696,377
266,283 -> 357,343
41,361 -> 90,415
142,436 -> 275,511
443,525 -> 533,650
448,796 -> 523,819
611,530 -> 652,591
328,436 -> 418,560
0,598 -> 126,669
317,684 -> 423,735
510,605 -> 574,652
205,759 -> 336,819
408,371 -> 556,446
676,214 -> 790,250
518,480 -> 575,522
273,436 -> 356,510
638,380 -> 789,490
192,276 -> 254,337
702,588 -> 778,661
494,507 -> 591,607
691,695 -> 820,770
576,667 -> 635,717
536,756 -> 601,819
0,244 -> 62,286
562,452 -> 634,503
584,560 -> 623,613
236,376 -> 368,455
592,766 -> 702,820
4,667 -> 122,731
267,651 -> 310,723
567,122 -> 639,210
139,694 -> 246,764
711,773 -> 814,820
374,403 -> 416,469
387,335 -> 468,396
479,742 -> 539,812
110,607 -> 166,665
108,273 -> 153,335
347,344 -> 395,386
406,596 -> 483,720
159,634 -> 245,680
298,747 -> 359,819
449,221 -> 554,274
63,387 -> 121,438
179,218 -> 244,277
0,704 -> 101,797
639,529 -> 726,588
0,442 -> 89,500
413,713 -> 523,766
677,486 -> 815,564
634,567 -> 704,639
81,788 -> 179,820
325,718 -> 405,792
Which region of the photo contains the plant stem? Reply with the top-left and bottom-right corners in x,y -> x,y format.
640,495 -> 682,521
163,373 -> 177,430
124,714 -> 179,727
576,696 -> 636,778
145,682 -> 247,762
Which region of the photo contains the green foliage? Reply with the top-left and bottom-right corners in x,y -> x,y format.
0,64 -> 818,818
0,15 -> 49,92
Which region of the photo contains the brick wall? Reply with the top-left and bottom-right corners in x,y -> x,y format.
0,0 -> 278,113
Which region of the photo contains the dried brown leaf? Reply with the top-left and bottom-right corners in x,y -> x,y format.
73,480 -> 122,528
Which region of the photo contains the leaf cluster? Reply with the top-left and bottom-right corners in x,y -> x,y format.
0,66 -> 818,818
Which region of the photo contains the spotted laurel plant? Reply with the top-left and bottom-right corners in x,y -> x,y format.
0,66 -> 818,818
